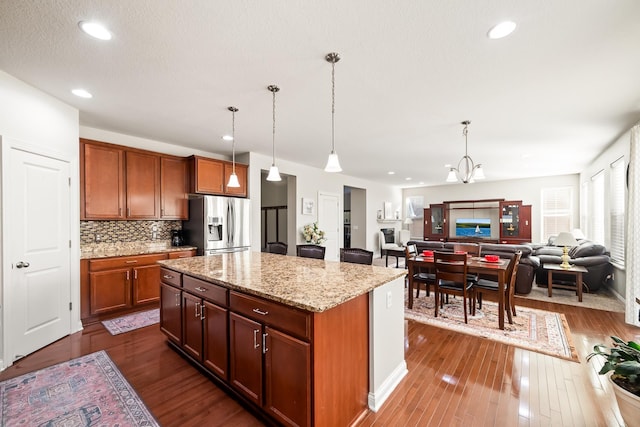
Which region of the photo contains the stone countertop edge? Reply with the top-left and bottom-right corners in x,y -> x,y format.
157,252 -> 406,313
81,245 -> 198,260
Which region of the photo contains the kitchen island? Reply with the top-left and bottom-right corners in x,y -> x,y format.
158,251 -> 406,427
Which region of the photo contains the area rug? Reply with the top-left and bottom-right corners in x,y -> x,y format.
522,284 -> 626,313
405,291 -> 579,362
101,308 -> 159,335
0,350 -> 158,426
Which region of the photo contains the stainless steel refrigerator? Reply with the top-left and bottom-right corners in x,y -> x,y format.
182,195 -> 251,255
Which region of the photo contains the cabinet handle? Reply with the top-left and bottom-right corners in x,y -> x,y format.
178,255 -> 188,258
194,287 -> 207,292
175,292 -> 180,307
163,274 -> 174,279
252,308 -> 269,316
134,270 -> 138,280
119,207 -> 122,216
262,333 -> 269,354
127,208 -> 131,216
253,329 -> 260,349
125,260 -> 138,264
195,302 -> 201,318
125,271 -> 129,280
200,305 -> 206,320
161,208 -> 164,215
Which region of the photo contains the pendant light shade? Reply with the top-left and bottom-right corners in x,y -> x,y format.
324,52 -> 342,173
227,106 -> 241,188
266,85 -> 282,182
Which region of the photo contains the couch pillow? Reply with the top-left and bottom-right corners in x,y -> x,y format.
570,242 -> 606,258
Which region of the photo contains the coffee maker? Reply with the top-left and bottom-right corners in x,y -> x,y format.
171,230 -> 184,247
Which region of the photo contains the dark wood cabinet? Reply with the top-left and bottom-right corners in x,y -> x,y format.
81,141 -> 125,220
499,200 -> 532,244
203,300 -> 229,379
423,203 -> 448,241
229,312 -> 263,406
160,282 -> 182,344
160,156 -> 189,219
224,163 -> 248,197
132,264 -> 161,305
167,249 -> 197,259
125,151 -> 160,219
89,268 -> 131,315
182,292 -> 204,360
190,156 -> 248,197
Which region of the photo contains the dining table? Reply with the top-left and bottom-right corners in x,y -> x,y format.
406,254 -> 510,330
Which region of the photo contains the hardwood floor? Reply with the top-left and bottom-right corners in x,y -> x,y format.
1,295 -> 638,426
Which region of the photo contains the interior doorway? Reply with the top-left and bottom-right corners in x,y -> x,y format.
344,186 -> 366,249
260,170 -> 293,254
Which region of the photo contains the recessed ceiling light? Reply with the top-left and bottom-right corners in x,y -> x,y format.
79,21 -> 112,40
388,171 -> 395,175
419,182 -> 424,185
405,177 -> 412,181
444,164 -> 452,168
488,21 -> 516,39
72,89 -> 92,98
222,135 -> 233,141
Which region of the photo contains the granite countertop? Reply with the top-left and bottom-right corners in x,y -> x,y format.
81,241 -> 198,259
158,251 -> 406,313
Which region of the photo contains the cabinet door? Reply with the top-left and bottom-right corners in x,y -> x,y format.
229,312 -> 263,406
133,264 -> 161,305
224,163 -> 247,197
167,250 -> 196,259
520,205 -> 532,242
81,142 -> 125,219
182,293 -> 203,360
193,157 -> 224,194
89,268 -> 131,315
160,283 -> 182,344
203,301 -> 229,380
126,151 -> 160,219
264,327 -> 311,427
423,208 -> 431,240
160,156 -> 188,219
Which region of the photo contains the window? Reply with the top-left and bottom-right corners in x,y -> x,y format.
610,157 -> 625,266
405,196 -> 424,238
591,170 -> 605,244
541,187 -> 573,242
580,181 -> 589,238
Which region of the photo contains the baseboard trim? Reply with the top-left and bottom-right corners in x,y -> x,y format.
367,360 -> 408,412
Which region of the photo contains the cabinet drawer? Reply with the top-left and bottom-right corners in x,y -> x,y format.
160,268 -> 182,287
168,249 -> 196,259
183,275 -> 227,306
89,253 -> 168,271
230,291 -> 310,340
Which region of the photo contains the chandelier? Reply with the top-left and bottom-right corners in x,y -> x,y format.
446,120 -> 485,184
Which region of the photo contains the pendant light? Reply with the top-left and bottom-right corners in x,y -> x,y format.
446,120 -> 485,184
227,106 -> 241,188
324,52 -> 342,172
266,85 -> 282,181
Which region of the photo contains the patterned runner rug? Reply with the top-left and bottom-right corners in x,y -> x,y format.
0,350 -> 158,426
405,290 -> 579,362
102,308 -> 159,335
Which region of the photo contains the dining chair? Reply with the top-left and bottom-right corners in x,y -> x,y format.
475,251 -> 521,325
340,248 -> 374,265
452,242 -> 480,286
266,241 -> 288,255
434,251 -> 475,323
296,244 -> 326,260
405,244 -> 436,298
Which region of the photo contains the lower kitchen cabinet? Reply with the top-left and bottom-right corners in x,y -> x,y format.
203,300 -> 228,379
89,268 -> 131,314
229,312 -> 263,406
132,264 -> 161,305
160,281 -> 182,344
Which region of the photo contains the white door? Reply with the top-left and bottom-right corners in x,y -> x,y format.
5,146 -> 71,362
318,192 -> 340,261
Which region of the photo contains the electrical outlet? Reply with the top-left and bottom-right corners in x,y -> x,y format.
386,291 -> 392,308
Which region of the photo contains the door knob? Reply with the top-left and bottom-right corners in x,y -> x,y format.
16,261 -> 30,268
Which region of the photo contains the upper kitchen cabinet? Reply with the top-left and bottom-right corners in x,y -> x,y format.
160,156 -> 188,220
81,139 -> 126,219
81,139 -> 189,220
125,151 -> 160,219
189,156 -> 248,197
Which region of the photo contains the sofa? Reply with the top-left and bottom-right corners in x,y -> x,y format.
531,239 -> 612,292
406,241 -> 539,295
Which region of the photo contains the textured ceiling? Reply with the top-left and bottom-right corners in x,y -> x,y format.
1,0 -> 639,187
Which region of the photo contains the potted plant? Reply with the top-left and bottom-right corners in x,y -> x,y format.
587,336 -> 640,426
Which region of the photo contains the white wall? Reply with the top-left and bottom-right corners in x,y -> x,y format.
248,152 -> 401,254
402,174 -> 580,243
0,71 -> 80,358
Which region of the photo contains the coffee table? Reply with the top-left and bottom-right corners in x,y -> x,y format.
544,263 -> 587,302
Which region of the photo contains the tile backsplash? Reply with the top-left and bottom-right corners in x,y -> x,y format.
80,220 -> 182,245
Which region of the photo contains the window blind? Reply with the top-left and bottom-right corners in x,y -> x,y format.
541,187 -> 573,241
610,157 -> 625,266
591,170 -> 605,245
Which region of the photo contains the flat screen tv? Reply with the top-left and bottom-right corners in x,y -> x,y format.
455,218 -> 491,238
